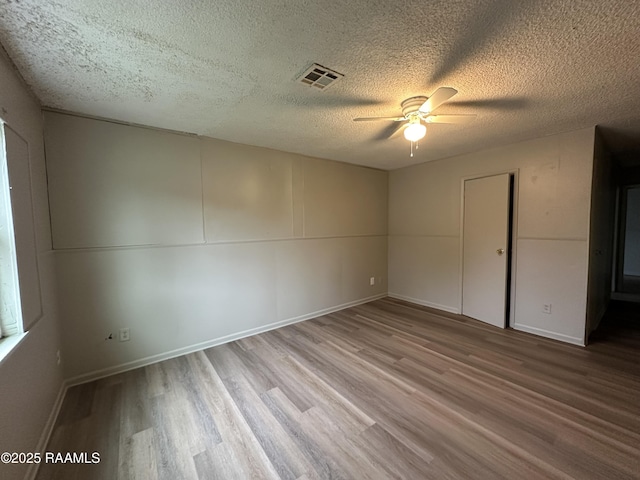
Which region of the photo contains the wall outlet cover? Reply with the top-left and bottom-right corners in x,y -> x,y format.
119,328 -> 131,342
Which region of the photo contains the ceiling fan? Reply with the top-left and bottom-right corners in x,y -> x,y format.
353,87 -> 476,155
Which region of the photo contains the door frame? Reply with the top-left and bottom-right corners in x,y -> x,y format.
458,169 -> 519,327
614,184 -> 640,294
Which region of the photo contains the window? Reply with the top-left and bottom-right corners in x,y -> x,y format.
0,120 -> 25,358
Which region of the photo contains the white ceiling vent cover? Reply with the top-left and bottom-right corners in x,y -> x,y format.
297,64 -> 344,90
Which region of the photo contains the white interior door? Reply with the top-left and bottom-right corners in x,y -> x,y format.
462,173 -> 511,328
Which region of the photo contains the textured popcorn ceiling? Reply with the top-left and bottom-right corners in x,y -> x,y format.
1,0 -> 639,169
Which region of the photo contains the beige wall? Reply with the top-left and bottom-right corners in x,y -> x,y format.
0,52 -> 64,480
44,113 -> 388,381
389,128 -> 595,345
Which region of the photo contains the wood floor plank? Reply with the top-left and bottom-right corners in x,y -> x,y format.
222,374 -> 314,480
119,368 -> 153,440
204,356 -> 280,479
148,392 -> 200,480
260,388 -> 348,480
279,354 -> 376,435
118,428 -> 158,480
299,407 -> 388,480
37,298 -> 640,479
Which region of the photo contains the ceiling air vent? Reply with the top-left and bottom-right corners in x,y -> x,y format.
297,64 -> 344,90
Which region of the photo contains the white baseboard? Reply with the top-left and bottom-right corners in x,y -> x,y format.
512,323 -> 585,347
387,293 -> 460,314
66,293 -> 388,387
25,381 -> 68,480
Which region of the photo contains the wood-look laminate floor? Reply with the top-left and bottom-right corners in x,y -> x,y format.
37,298 -> 640,479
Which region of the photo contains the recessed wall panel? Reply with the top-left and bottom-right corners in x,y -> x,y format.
201,138 -> 294,242
514,238 -> 588,343
275,238 -> 343,320
303,158 -> 387,237
341,236 -> 388,301
44,112 -> 204,248
388,235 -> 460,311
56,243 -> 278,379
517,129 -> 594,240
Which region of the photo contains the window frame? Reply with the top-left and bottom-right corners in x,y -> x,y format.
0,119 -> 27,363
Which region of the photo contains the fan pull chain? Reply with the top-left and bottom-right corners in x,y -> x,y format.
410,141 -> 414,157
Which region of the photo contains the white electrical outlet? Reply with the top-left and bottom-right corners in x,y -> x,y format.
119,328 -> 131,342
370,276 -> 375,286
543,304 -> 552,314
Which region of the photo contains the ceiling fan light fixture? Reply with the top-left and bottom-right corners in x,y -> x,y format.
404,122 -> 426,142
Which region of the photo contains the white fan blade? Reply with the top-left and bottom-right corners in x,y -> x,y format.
387,122 -> 408,139
373,121 -> 408,140
353,116 -> 406,122
418,87 -> 458,114
425,114 -> 476,124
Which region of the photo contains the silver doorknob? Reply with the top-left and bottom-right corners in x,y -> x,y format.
496,248 -> 505,255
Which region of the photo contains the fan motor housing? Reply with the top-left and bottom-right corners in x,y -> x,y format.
401,96 -> 427,117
